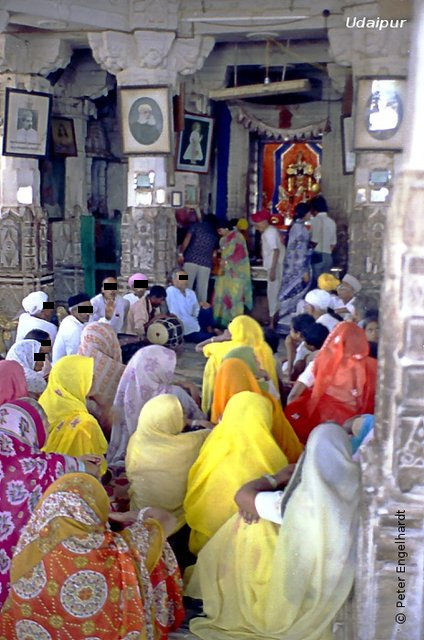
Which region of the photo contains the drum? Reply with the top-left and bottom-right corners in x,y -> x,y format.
146,316 -> 184,349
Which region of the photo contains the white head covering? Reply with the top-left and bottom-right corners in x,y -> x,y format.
305,289 -> 331,311
342,274 -> 362,293
5,340 -> 47,395
22,291 -> 48,315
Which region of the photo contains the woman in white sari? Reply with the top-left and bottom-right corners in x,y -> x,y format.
186,423 -> 361,640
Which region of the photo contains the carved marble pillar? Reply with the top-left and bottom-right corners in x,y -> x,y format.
328,3 -> 410,294
88,27 -> 214,285
354,3 -> 424,638
0,34 -> 71,316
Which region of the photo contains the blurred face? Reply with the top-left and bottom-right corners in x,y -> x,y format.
102,277 -> 118,301
173,271 -> 188,291
150,295 -> 165,308
304,303 -> 314,316
71,300 -> 91,324
365,321 -> 379,343
337,282 -> 355,304
132,286 -> 145,298
254,221 -> 268,233
290,328 -> 301,341
21,112 -> 33,130
217,227 -> 229,237
41,306 -> 54,321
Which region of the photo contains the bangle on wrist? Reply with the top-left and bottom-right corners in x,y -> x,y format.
262,474 -> 278,489
211,337 -> 215,343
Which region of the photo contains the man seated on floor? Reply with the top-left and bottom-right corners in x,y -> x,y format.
90,276 -> 129,333
329,273 -> 362,318
52,293 -> 92,363
304,289 -> 340,332
126,285 -> 167,338
16,291 -> 58,343
166,268 -> 216,344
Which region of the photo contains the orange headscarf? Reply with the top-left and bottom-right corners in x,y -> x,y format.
211,358 -> 303,463
310,321 -> 377,415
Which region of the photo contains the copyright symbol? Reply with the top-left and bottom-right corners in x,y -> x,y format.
395,613 -> 406,624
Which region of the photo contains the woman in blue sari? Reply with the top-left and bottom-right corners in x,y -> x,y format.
277,203 -> 312,333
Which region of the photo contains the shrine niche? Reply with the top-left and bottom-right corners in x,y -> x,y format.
261,141 -> 322,223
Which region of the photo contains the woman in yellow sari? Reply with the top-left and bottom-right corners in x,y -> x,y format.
0,473 -> 185,639
184,391 -> 288,555
126,394 -> 210,533
186,423 -> 360,640
39,355 -> 108,470
211,358 -> 303,463
201,315 -> 278,413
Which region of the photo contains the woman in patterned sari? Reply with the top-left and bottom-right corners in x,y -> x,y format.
0,400 -> 100,609
277,203 -> 312,334
213,220 -> 253,328
0,473 -> 185,640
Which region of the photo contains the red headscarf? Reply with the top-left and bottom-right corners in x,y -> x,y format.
251,209 -> 271,223
0,361 -> 28,405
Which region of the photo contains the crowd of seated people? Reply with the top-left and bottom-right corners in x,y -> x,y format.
0,263 -> 379,639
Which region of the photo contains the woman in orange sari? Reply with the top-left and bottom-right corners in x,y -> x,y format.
285,322 -> 377,444
211,357 -> 303,463
0,473 -> 185,640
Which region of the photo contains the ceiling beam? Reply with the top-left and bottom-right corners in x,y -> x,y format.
209,78 -> 310,100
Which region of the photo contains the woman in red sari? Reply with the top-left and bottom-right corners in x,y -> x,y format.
0,473 -> 184,640
0,361 -> 28,404
285,322 -> 377,444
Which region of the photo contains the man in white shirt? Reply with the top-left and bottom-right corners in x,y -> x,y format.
16,291 -> 58,344
304,289 -> 340,333
331,274 -> 362,318
309,196 -> 337,285
252,209 -> 285,328
166,268 -> 215,343
90,276 -> 129,333
123,272 -> 149,306
52,293 -> 92,363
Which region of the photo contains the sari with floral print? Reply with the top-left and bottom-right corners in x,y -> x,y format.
0,473 -> 184,639
0,400 -> 79,609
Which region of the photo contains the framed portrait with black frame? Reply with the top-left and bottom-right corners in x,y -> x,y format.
176,113 -> 214,174
353,77 -> 406,151
119,85 -> 172,154
2,88 -> 52,158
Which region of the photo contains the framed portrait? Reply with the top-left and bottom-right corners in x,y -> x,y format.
353,77 -> 406,151
51,117 -> 77,157
176,113 -> 214,174
184,184 -> 199,206
340,115 -> 355,175
2,88 -> 52,158
171,191 -> 183,207
119,86 -> 172,154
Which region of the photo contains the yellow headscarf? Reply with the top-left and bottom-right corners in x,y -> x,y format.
39,355 -> 107,465
186,424 -> 360,640
126,394 -> 210,533
201,315 -> 278,413
184,391 -> 288,555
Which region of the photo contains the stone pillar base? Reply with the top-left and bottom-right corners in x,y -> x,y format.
120,206 -> 177,287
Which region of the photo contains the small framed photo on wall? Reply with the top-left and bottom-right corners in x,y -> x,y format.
119,85 -> 172,154
51,117 -> 77,157
2,88 -> 52,158
353,77 -> 406,151
184,184 -> 199,206
176,113 -> 214,174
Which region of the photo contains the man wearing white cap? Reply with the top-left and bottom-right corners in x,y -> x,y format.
332,274 -> 362,318
304,289 -> 340,332
15,291 -> 57,344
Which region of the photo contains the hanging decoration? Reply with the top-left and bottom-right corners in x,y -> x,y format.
235,105 -> 328,141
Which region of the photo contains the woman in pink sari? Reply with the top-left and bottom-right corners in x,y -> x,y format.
0,361 -> 28,404
0,399 -> 99,608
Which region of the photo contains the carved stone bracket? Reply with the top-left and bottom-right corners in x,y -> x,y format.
88,30 -> 214,88
0,34 -> 72,76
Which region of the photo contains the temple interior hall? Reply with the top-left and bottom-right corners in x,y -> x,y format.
0,1 -> 423,639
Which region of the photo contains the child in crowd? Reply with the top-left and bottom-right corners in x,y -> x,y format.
281,314 -> 315,380
302,322 -> 330,366
364,315 -> 379,359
